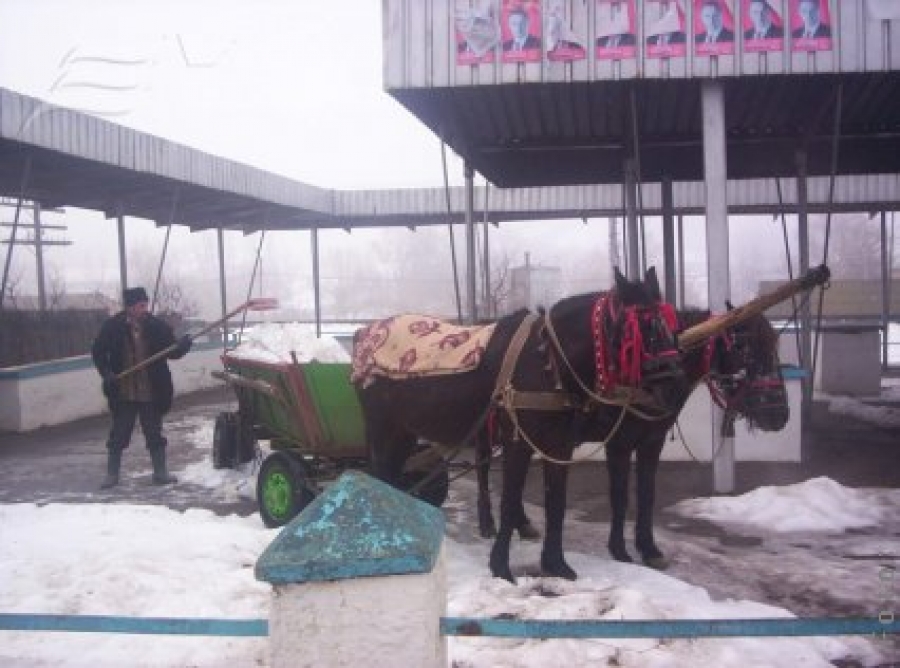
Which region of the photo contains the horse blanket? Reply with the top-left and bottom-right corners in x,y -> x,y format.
350,315 -> 496,387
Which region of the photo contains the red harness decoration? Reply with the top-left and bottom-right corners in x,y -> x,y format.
592,294 -> 679,394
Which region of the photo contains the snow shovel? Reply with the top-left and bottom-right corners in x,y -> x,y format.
112,297 -> 279,382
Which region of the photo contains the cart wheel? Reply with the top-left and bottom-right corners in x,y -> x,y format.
257,452 -> 315,528
234,412 -> 257,465
402,466 -> 449,509
212,412 -> 237,469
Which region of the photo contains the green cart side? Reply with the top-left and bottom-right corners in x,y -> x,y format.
213,353 -> 447,527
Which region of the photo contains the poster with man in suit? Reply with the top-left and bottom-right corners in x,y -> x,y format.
546,0 -> 586,62
790,0 -> 832,52
501,1 -> 543,63
595,0 -> 637,61
645,0 -> 687,59
694,0 -> 735,57
743,0 -> 785,53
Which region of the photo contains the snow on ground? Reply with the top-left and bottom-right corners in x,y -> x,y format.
0,475 -> 893,667
226,323 -> 350,363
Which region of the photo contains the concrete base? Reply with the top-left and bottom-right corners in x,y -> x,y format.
269,550 -> 447,668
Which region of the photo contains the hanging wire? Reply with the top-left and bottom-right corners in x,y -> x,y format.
810,83 -> 843,386
151,187 -> 180,312
775,177 -> 803,367
441,139 -> 463,322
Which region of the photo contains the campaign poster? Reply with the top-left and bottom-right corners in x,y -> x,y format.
595,0 -> 637,61
788,0 -> 832,52
693,0 -> 736,57
546,0 -> 587,62
742,0 -> 785,53
645,1 -> 688,59
500,0 -> 543,63
455,3 -> 500,65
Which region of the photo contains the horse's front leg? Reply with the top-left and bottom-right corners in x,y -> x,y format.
635,437 -> 668,569
474,429 -> 497,539
540,457 -> 577,580
606,446 -> 633,563
488,441 -> 531,583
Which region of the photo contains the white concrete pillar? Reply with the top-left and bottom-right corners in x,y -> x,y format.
701,80 -> 734,494
255,471 -> 447,668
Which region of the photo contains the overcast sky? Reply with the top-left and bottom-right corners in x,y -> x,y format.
0,0 -> 458,189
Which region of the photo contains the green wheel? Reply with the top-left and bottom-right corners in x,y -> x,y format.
257,452 -> 315,528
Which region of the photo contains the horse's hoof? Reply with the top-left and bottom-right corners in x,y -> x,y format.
517,521 -> 541,541
479,525 -> 497,539
642,555 -> 670,570
540,556 -> 578,581
490,567 -> 516,584
608,547 -> 634,564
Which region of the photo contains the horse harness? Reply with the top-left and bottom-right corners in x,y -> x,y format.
488,296 -> 680,463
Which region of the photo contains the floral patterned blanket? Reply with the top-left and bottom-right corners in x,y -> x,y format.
350,315 -> 496,387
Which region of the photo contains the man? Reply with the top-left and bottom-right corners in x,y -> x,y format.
745,0 -> 783,39
92,287 -> 192,489
695,0 -> 734,43
793,0 -> 830,38
502,7 -> 541,51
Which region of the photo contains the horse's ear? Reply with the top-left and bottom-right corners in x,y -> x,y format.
644,266 -> 662,301
726,300 -> 735,311
613,266 -> 627,290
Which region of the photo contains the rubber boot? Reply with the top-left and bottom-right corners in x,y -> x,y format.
100,449 -> 122,489
150,448 -> 178,485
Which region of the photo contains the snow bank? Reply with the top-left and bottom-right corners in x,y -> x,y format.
669,476 -> 896,532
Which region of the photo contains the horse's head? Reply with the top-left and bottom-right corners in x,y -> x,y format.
599,266 -> 688,414
706,310 -> 788,432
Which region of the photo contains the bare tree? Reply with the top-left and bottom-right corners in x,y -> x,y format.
47,266 -> 67,310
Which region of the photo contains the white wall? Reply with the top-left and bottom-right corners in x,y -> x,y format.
0,345 -> 224,432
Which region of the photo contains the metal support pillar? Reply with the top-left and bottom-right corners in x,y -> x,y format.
464,163 -> 477,324
624,159 -> 640,279
881,211 -> 890,368
116,213 -> 128,299
217,228 -> 227,347
312,228 -> 321,338
482,182 -> 491,319
33,203 -> 46,311
702,80 -> 733,494
796,150 -> 813,420
677,215 -> 685,309
661,177 -> 676,303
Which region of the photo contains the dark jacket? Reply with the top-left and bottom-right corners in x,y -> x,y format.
92,312 -> 187,414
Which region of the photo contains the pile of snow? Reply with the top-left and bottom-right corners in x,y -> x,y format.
227,323 -> 350,364
669,476 -> 895,532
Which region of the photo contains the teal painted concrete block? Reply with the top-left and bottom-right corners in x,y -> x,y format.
255,471 -> 445,584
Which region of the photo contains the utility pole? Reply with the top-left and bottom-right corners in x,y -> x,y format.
1,199 -> 71,311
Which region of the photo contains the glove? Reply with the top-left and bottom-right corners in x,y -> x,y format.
101,371 -> 118,398
174,334 -> 193,356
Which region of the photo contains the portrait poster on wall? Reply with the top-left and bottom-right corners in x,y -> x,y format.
645,1 -> 688,59
595,0 -> 637,61
546,0 -> 586,62
693,0 -> 736,57
501,0 -> 543,63
789,0 -> 832,52
455,3 -> 500,65
742,0 -> 785,52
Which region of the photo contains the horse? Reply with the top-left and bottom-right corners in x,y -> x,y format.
475,307 -> 789,570
353,268 -> 690,583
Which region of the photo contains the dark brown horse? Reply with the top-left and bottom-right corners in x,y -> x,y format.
476,307 -> 789,569
354,268 -> 689,583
